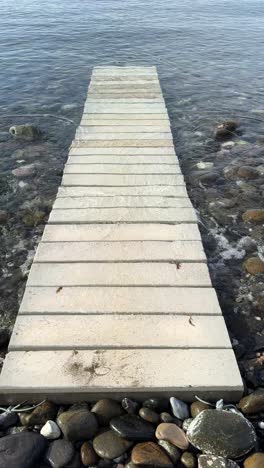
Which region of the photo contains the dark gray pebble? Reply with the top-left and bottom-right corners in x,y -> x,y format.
110,414 -> 155,441
0,432 -> 47,468
45,439 -> 75,468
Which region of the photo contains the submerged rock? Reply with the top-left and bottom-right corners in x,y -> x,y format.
237,166 -> 259,179
22,209 -> 46,227
242,209 -> 264,224
9,124 -> 41,141
215,120 -> 238,140
12,163 -> 37,178
187,409 -> 256,459
243,257 -> 264,275
0,210 -> 8,224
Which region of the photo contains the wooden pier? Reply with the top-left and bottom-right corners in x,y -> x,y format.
0,66 -> 243,403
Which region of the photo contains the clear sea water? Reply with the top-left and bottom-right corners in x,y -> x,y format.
0,0 -> 264,348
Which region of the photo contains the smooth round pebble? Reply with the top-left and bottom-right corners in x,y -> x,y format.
158,439 -> 181,464
190,402 -> 211,418
244,452 -> 264,468
132,442 -> 173,468
181,451 -> 197,468
156,423 -> 189,450
170,397 -> 190,420
45,439 -> 75,468
81,442 -> 99,466
139,407 -> 160,424
91,399 -> 123,425
93,429 -> 133,460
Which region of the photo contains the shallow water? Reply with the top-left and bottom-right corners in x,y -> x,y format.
0,0 -> 264,369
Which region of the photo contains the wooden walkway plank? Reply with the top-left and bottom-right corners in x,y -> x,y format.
61,174 -> 184,186
19,286 -> 221,315
34,240 -> 206,263
57,186 -> 189,197
48,207 -> 197,224
0,65 -> 243,403
10,315 -> 231,350
27,262 -> 212,287
41,223 -> 202,242
0,350 -> 243,402
63,164 -> 181,174
53,196 -> 192,209
66,156 -> 179,164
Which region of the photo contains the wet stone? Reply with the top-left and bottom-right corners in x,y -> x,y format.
81,442 -> 99,466
93,429 -> 133,460
0,210 -> 7,224
244,452 -> 264,468
198,455 -> 239,468
0,411 -> 18,430
199,172 -> 219,185
57,408 -> 98,442
91,398 -> 124,425
9,124 -> 41,141
242,209 -> 264,224
139,407 -> 160,424
190,402 -> 211,418
27,401 -> 57,426
238,389 -> 264,414
143,398 -> 169,412
0,432 -> 47,468
110,414 -> 155,441
215,120 -> 238,140
170,397 -> 190,420
12,163 -> 37,178
122,398 -> 139,414
22,209 -> 46,227
181,451 -> 197,468
237,166 -> 259,179
243,257 -> 264,275
156,423 -> 189,450
45,439 -> 75,468
158,439 -> 181,464
131,441 -> 173,468
187,409 -> 257,459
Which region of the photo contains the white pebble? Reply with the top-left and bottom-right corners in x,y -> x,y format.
40,420 -> 61,439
